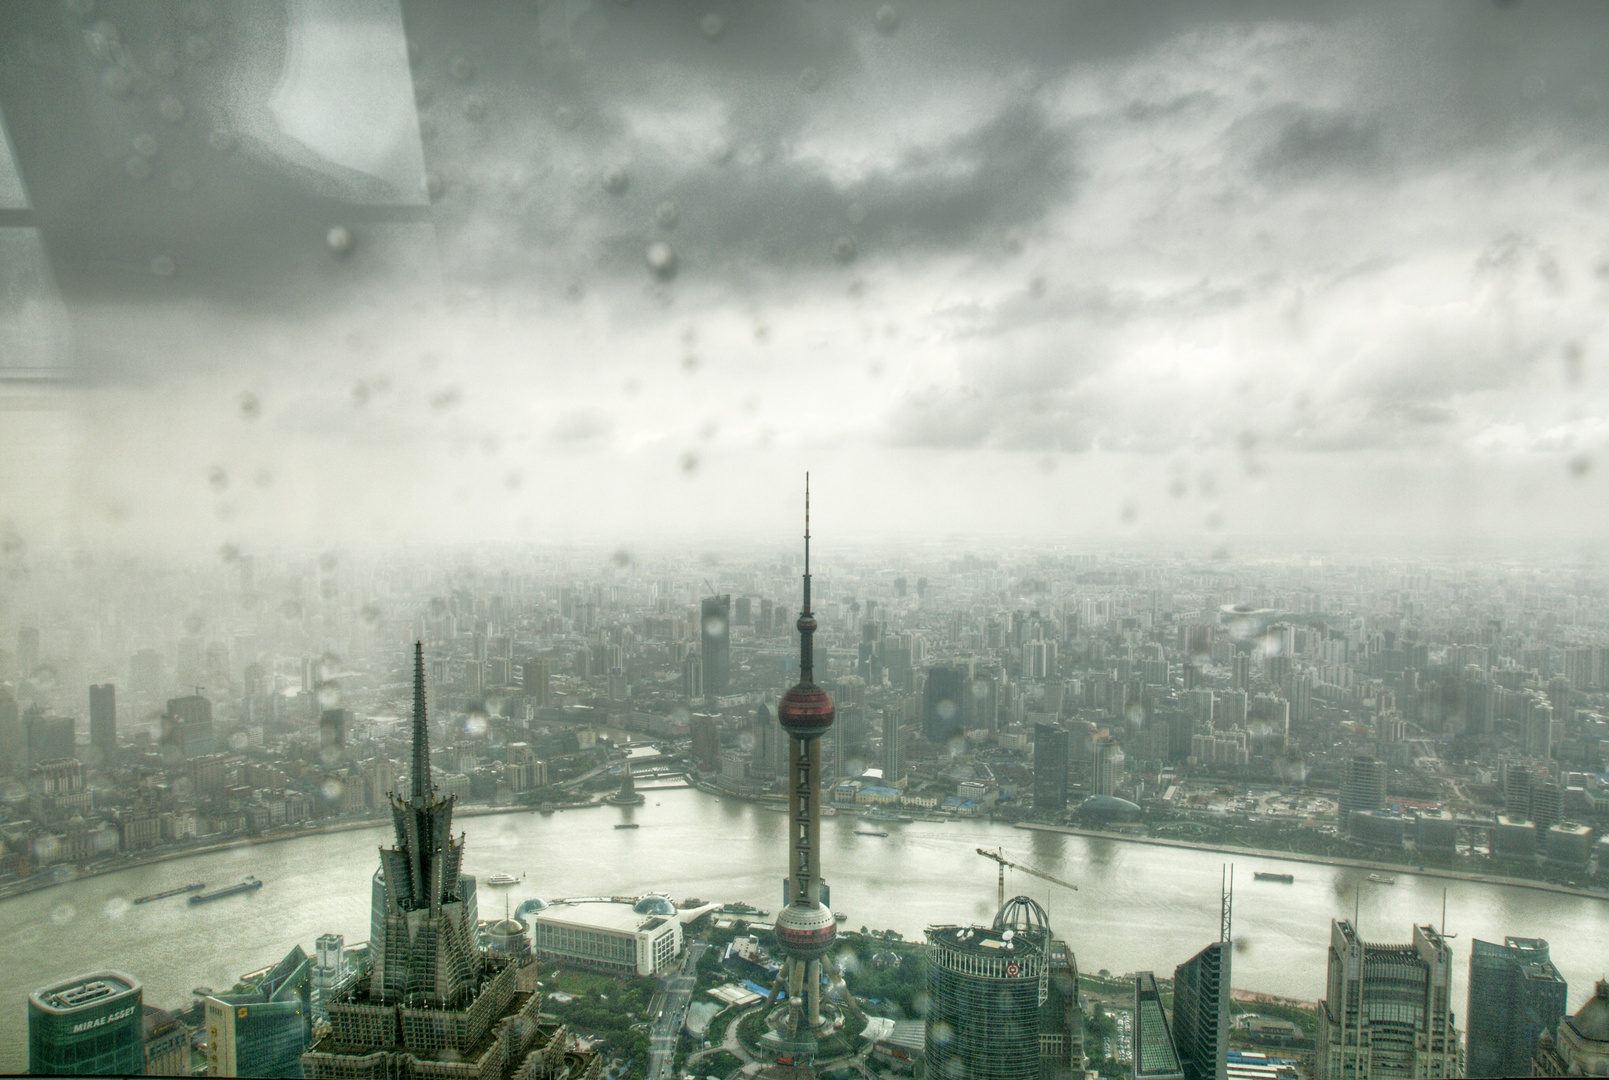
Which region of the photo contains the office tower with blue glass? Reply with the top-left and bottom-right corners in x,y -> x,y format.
28,970 -> 146,1076
1466,936 -> 1567,1078
203,945 -> 312,1078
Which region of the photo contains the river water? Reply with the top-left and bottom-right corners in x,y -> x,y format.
4,787 -> 1606,1072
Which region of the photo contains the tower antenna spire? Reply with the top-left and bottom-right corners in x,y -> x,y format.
412,641 -> 432,802
803,472 -> 811,614
1220,864 -> 1233,943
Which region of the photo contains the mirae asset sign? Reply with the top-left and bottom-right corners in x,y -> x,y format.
71,1005 -> 137,1034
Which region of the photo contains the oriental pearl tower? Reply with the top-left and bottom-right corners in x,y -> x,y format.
764,474 -> 841,1054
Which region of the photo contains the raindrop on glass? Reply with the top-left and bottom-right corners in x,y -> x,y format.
602,166 -> 629,194
448,55 -> 474,83
125,156 -> 152,181
238,392 -> 260,420
647,241 -> 677,279
831,235 -> 857,263
102,66 -> 134,98
798,67 -> 822,92
700,11 -> 725,39
464,95 -> 487,121
133,133 -> 158,157
874,5 -> 898,33
150,254 -> 176,278
655,201 -> 679,228
326,225 -> 355,256
845,201 -> 866,224
158,96 -> 186,123
208,128 -> 237,152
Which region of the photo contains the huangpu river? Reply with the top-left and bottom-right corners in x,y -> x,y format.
4,787 -> 1607,1072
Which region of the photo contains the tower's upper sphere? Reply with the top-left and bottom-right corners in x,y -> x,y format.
778,682 -> 834,738
775,900 -> 837,958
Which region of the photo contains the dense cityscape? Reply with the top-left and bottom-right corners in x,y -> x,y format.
4,531 -> 1608,1077
2,0 -> 1607,1077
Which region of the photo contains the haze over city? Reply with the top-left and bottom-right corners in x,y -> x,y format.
2,2 -> 1609,1080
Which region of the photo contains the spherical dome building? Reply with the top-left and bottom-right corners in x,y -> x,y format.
777,680 -> 834,739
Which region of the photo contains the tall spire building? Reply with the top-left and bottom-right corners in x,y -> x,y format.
303,643 -> 598,1080
763,476 -> 845,1059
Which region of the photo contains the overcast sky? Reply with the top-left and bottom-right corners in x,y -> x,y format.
2,0 -> 1608,559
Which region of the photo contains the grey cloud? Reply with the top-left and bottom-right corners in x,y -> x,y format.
1249,108 -> 1384,179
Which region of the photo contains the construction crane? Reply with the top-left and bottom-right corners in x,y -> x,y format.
976,847 -> 1079,911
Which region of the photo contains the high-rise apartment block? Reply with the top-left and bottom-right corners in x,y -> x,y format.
203,945 -> 312,1077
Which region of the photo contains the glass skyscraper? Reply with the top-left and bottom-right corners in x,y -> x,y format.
203,945 -> 312,1078
28,970 -> 145,1077
1172,941 -> 1229,1080
1466,936 -> 1567,1079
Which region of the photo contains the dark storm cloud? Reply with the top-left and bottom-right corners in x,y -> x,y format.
1247,107 -> 1384,179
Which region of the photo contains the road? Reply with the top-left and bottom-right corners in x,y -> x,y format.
647,939 -> 707,1080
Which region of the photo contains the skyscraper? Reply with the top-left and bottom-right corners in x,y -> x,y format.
763,478 -> 844,1061
882,702 -> 904,783
24,711 -> 75,766
303,643 -> 596,1080
1338,755 -> 1386,823
1134,972 -> 1186,1080
1465,936 -> 1567,1078
923,661 -> 969,743
701,594 -> 731,696
203,945 -> 312,1077
925,896 -> 1052,1080
1172,870 -> 1231,1080
89,684 -> 115,764
162,694 -> 215,759
1316,921 -> 1458,1080
1034,721 -> 1069,814
28,970 -> 146,1076
0,685 -> 20,776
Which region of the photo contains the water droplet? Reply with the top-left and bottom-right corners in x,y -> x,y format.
102,66 -> 133,97
431,387 -> 462,411
104,897 -> 130,920
845,201 -> 866,225
700,11 -> 725,39
1569,454 -> 1592,477
1120,501 -> 1138,524
448,55 -> 474,83
238,392 -> 260,420
321,778 -> 343,801
707,137 -> 732,164
565,280 -> 585,301
611,548 -> 632,568
681,354 -> 699,373
326,225 -> 355,255
219,542 -> 240,562
281,599 -> 302,620
647,241 -> 677,279
150,255 -> 176,278
85,20 -> 120,60
206,466 -> 228,491
831,235 -> 857,263
655,201 -> 679,228
680,451 -> 699,474
602,166 -> 629,194
208,128 -> 236,152
158,96 -> 186,123
133,133 -> 158,157
125,156 -> 152,181
464,95 -> 487,121
874,5 -> 899,33
51,903 -> 76,924
798,67 -> 822,92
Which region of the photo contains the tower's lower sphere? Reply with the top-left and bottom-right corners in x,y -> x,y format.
775,901 -> 837,958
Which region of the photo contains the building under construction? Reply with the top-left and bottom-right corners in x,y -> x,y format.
302,643 -> 599,1080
